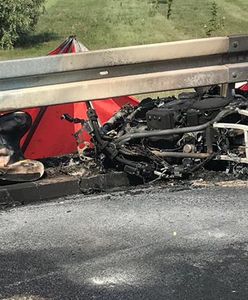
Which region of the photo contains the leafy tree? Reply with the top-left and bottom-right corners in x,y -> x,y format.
0,0 -> 45,49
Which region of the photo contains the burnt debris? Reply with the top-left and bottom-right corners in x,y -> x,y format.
63,85 -> 248,183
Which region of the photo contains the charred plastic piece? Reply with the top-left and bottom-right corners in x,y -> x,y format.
146,108 -> 175,130
0,112 -> 44,182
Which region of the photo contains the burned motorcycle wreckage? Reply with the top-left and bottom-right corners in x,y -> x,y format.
64,86 -> 248,182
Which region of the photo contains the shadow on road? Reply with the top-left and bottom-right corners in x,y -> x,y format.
0,242 -> 248,300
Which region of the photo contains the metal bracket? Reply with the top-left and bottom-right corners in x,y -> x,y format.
229,35 -> 248,53
228,63 -> 248,83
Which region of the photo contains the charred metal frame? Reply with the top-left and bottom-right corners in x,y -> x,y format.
214,109 -> 248,164
0,35 -> 247,112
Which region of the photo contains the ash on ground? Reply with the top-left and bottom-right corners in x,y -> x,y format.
41,154 -> 100,179
157,168 -> 248,190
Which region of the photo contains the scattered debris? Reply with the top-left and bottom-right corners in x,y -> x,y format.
41,154 -> 99,179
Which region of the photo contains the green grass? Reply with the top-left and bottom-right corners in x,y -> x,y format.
0,0 -> 248,60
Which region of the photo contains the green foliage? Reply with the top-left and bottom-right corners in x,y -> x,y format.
148,0 -> 159,17
1,0 -> 248,60
204,1 -> 225,37
0,0 -> 45,49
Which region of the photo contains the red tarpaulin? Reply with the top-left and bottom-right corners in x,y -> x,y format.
22,37 -> 138,159
240,83 -> 248,92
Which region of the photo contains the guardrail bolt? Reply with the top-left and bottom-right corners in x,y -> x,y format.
232,72 -> 238,79
232,41 -> 239,49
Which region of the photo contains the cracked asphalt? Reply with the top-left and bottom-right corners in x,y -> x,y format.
0,185 -> 248,300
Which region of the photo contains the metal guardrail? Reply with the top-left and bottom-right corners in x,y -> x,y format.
0,35 -> 248,112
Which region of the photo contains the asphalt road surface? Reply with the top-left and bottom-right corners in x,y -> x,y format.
0,184 -> 248,300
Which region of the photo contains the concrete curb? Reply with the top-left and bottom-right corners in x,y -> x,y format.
79,172 -> 130,194
0,172 -> 131,208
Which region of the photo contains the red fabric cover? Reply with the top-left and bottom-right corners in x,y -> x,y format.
239,83 -> 248,92
24,97 -> 138,159
23,37 -> 139,159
